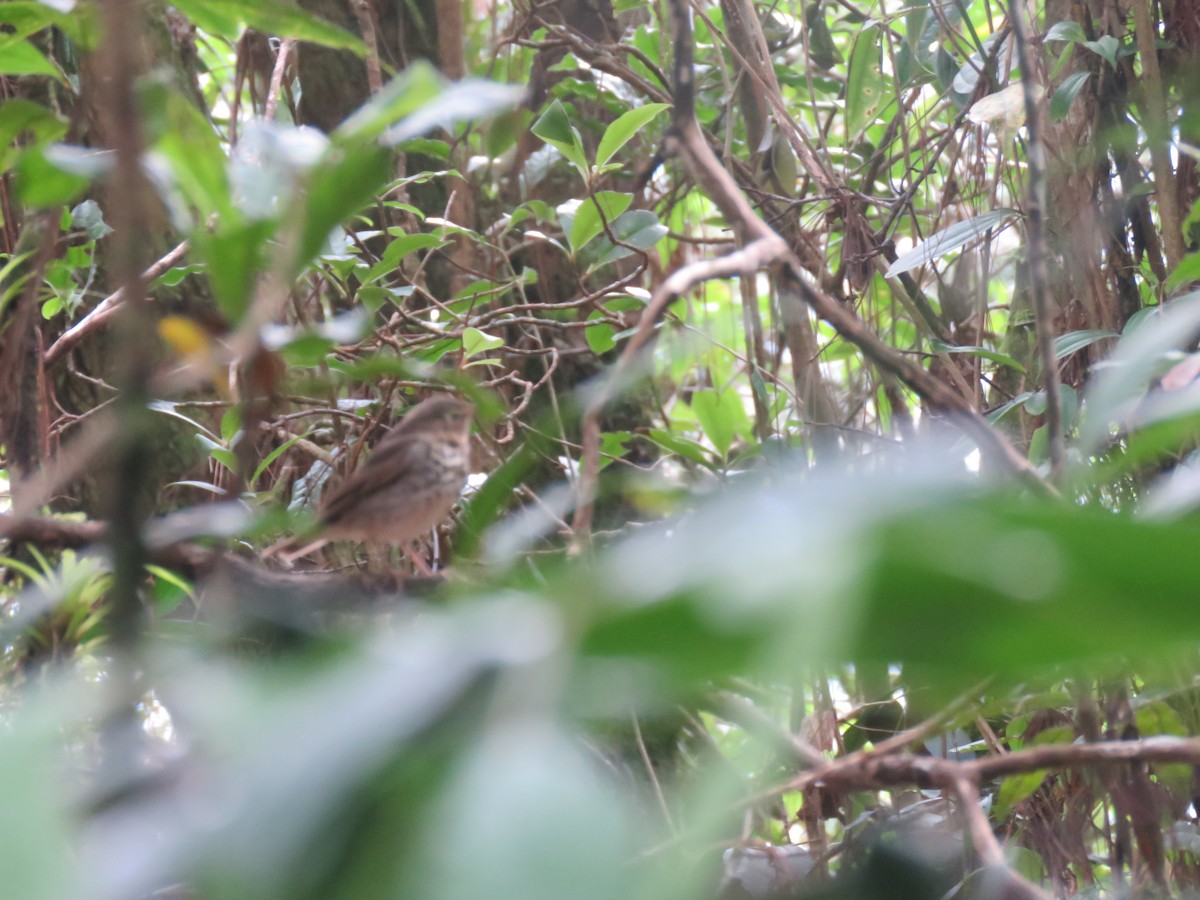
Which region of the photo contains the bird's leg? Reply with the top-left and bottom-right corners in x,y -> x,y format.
402,542 -> 436,577
276,537 -> 330,567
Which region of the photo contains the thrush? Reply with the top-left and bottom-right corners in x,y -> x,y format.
277,395 -> 474,572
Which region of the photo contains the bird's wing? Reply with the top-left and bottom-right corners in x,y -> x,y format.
318,434 -> 427,526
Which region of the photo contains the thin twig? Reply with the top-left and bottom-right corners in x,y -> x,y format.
264,38 -> 295,122
949,775 -> 1051,899
632,711 -> 678,833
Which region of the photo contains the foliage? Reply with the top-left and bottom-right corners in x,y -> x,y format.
1,0 -> 1200,897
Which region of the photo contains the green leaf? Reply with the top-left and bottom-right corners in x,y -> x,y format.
1080,291 -> 1200,451
14,145 -> 93,207
594,103 -> 669,169
1049,71 -> 1090,121
1029,725 -> 1075,747
41,295 -> 63,319
928,339 -> 1026,373
689,389 -> 751,458
381,77 -> 523,146
219,406 -> 242,444
587,208 -> 667,269
192,218 -> 274,321
372,232 -> 445,275
463,327 -> 504,358
885,209 -> 1019,277
1166,251 -> 1200,293
147,85 -> 233,221
337,62 -> 444,141
845,24 -> 885,138
294,141 -> 392,276
1083,34 -> 1120,67
169,0 -> 366,53
251,432 -> 308,489
1044,20 -> 1087,43
568,192 -> 632,253
645,428 -> 716,468
0,98 -> 67,159
0,38 -> 63,81
392,137 -> 450,160
585,312 -> 616,355
1137,700 -> 1186,737
599,431 -> 631,469
531,100 -> 589,176
805,3 -> 842,70
1053,328 -> 1116,360
485,108 -> 532,158
151,264 -> 205,288
0,2 -> 65,36
280,333 -> 336,367
995,770 -> 1048,819
147,564 -> 194,615
69,199 -> 112,240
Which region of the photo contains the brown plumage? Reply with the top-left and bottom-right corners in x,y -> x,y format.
279,395 -> 474,568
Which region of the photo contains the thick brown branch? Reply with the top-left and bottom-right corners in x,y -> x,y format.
783,734 -> 1200,795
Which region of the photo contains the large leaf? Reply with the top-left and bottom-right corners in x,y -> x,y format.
0,38 -> 63,81
0,98 -> 66,155
338,62 -> 445,142
567,192 -> 633,253
885,209 -> 1019,277
688,389 -> 752,458
928,338 -> 1026,373
1166,251 -> 1200,293
1079,292 -> 1200,452
1049,71 -> 1090,121
293,141 -> 392,277
381,78 -> 524,146
595,102 -> 670,170
146,85 -> 233,222
191,218 -> 275,320
1053,328 -> 1116,360
585,208 -> 668,269
169,0 -> 366,52
844,24 -> 885,138
583,464 -> 1200,690
14,144 -> 96,206
1044,20 -> 1087,43
531,100 -> 589,176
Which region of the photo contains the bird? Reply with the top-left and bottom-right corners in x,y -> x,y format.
275,395 -> 475,573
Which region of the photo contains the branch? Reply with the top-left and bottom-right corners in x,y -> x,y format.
43,240 -> 189,368
1010,0 -> 1065,479
950,774 -> 1051,900
781,734 -> 1200,795
264,38 -> 295,122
